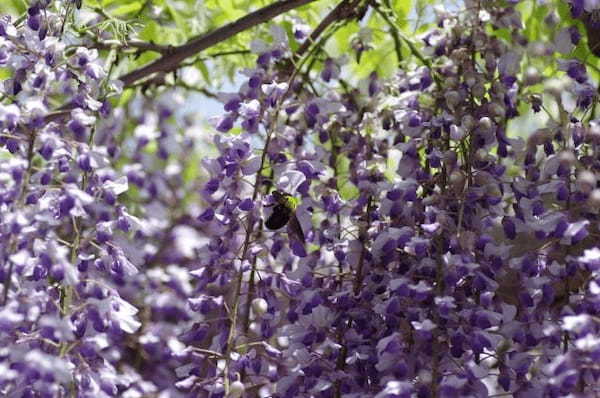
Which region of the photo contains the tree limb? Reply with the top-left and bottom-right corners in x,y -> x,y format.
119,0 -> 317,87
92,39 -> 172,54
43,0 -> 317,124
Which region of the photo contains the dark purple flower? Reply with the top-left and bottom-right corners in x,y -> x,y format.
198,208 -> 215,222
502,217 -> 517,240
238,198 -> 254,211
570,0 -> 584,18
216,115 -> 234,132
291,240 -> 307,257
27,15 -> 40,31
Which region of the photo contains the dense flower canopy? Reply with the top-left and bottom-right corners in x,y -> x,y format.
0,0 -> 599,397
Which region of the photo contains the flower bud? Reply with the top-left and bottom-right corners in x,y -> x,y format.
445,91 -> 461,108
545,12 -> 558,27
527,128 -> 548,148
462,115 -> 475,130
587,122 -> 600,144
492,81 -> 505,96
558,150 -> 576,167
523,67 -> 541,86
464,72 -> 477,87
588,189 -> 600,210
472,83 -> 486,97
489,103 -> 505,118
545,78 -> 567,99
557,150 -> 576,177
529,41 -> 548,57
478,116 -> 492,131
576,170 -> 596,194
446,76 -> 458,88
229,381 -> 245,398
449,170 -> 466,193
443,150 -> 457,169
251,298 -> 268,317
473,148 -> 491,164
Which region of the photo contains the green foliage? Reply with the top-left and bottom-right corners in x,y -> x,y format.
389,0 -> 412,30
195,60 -> 210,83
109,1 -> 143,16
6,0 -> 597,150
331,20 -> 359,56
0,67 -> 12,81
0,0 -> 26,15
336,155 -> 359,200
519,0 -> 549,42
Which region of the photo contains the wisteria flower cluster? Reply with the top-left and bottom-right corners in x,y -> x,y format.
0,0 -> 599,397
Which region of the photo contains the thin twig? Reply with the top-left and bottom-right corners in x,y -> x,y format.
92,39 -> 173,54
2,127 -> 37,306
294,0 -> 361,61
353,196 -> 372,296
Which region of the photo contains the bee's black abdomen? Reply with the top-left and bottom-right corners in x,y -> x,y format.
265,205 -> 291,230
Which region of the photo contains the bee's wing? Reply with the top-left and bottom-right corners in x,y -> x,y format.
287,213 -> 305,244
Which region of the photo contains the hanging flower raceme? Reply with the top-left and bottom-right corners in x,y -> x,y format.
0,1 -> 599,397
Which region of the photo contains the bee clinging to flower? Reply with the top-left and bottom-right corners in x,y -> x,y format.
264,190 -> 305,244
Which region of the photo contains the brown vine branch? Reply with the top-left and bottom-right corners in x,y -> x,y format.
92,39 -> 173,54
119,0 -> 317,87
44,0 -> 317,124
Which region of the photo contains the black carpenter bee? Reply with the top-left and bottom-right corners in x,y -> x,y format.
265,191 -> 305,244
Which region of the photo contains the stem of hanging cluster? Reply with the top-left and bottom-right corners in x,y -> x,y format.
223,124 -> 273,394
431,238 -> 447,398
222,6 -> 354,391
2,129 -> 36,306
353,196 -> 372,296
223,52 -> 307,391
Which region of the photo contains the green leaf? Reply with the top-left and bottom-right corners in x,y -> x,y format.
331,21 -> 359,57
195,60 -> 210,83
83,0 -> 102,7
335,155 -> 359,200
138,20 -> 159,42
111,1 -> 142,16
385,149 -> 402,181
282,20 -> 299,53
488,26 -> 511,42
165,1 -> 187,31
116,88 -> 134,107
229,126 -> 242,135
519,1 -> 549,42
556,0 -> 575,21
182,153 -> 200,184
0,67 -> 13,81
219,0 -> 244,20
339,180 -> 359,200
101,0 -> 122,7
0,0 -> 26,15
354,43 -> 396,78
517,100 -> 531,116
390,0 -> 412,31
